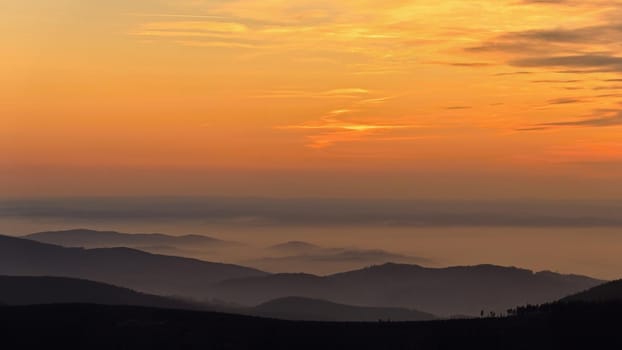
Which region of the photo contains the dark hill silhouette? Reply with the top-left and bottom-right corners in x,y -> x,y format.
561,279 -> 622,303
24,229 -> 235,248
0,275 -> 434,322
0,275 -> 209,310
212,263 -> 602,316
252,296 -> 435,321
0,234 -> 266,298
1,302 -> 622,350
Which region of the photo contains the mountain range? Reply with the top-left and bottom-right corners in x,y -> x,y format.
24,228 -> 235,248
0,232 -> 605,316
25,231 -> 432,275
248,240 -> 433,274
0,275 -> 435,322
0,275 -> 205,310
0,234 -> 266,298
210,263 -> 602,316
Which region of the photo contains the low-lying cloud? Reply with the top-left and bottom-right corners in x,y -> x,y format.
2,197 -> 622,228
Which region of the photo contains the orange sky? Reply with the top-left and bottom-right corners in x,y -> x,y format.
3,0 -> 622,198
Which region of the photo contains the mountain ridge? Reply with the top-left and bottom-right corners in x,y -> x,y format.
24,229 -> 236,248
0,275 -> 437,322
0,234 -> 267,299
212,262 -> 603,316
561,279 -> 622,303
0,275 -> 208,310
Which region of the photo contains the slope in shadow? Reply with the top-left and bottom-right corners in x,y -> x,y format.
1,302 -> 622,350
0,234 -> 267,298
252,296 -> 435,321
212,263 -> 602,316
0,275 -> 435,322
561,279 -> 622,303
0,275 -> 207,310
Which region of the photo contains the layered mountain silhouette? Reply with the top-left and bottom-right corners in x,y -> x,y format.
252,296 -> 435,321
0,275 -> 435,321
0,275 -> 207,310
24,229 -> 235,249
255,240 -> 431,274
211,263 -> 602,316
0,233 -> 604,317
0,234 -> 266,298
561,279 -> 622,303
22,229 -> 241,261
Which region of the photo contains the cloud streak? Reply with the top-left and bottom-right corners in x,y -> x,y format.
540,111 -> 622,127
253,88 -> 370,99
520,110 -> 622,130
279,116 -> 419,148
511,55 -> 622,71
4,197 -> 622,228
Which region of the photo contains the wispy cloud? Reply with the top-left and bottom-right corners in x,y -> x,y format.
125,13 -> 228,19
445,106 -> 472,110
540,111 -> 622,127
253,88 -> 370,99
174,40 -> 263,49
532,79 -> 581,83
139,21 -> 248,33
546,97 -> 588,105
512,55 -> 622,71
281,117 -> 413,132
272,88 -> 420,148
323,88 -> 370,95
279,115 -> 419,148
428,61 -> 496,67
519,110 -> 622,130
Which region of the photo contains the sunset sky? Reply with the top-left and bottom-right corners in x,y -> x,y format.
3,0 -> 622,198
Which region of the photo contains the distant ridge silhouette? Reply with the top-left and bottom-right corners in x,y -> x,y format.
24,229 -> 235,248
0,234 -> 266,298
0,275 -> 436,321
0,233 -> 605,317
212,262 -> 602,316
255,240 -> 431,274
